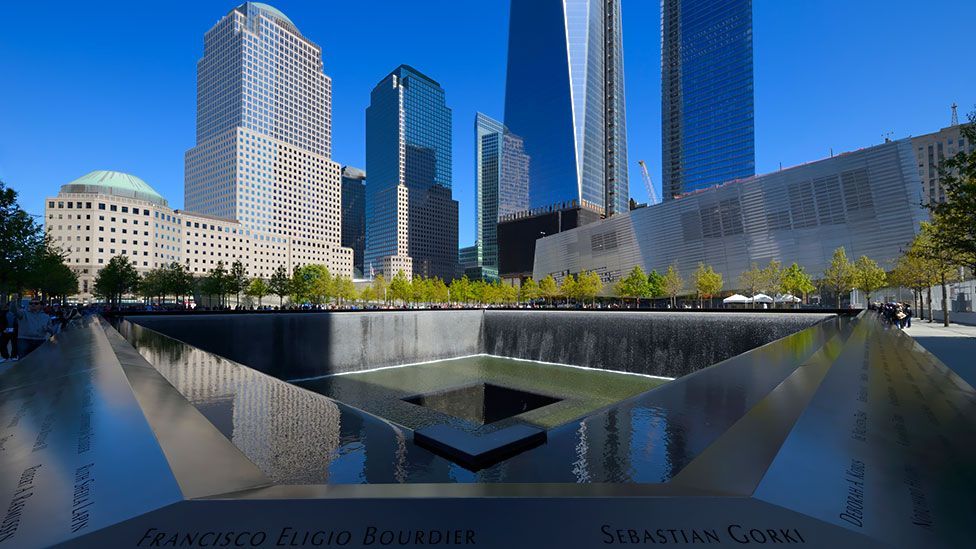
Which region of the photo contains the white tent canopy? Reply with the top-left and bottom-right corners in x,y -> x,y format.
723,294 -> 750,304
776,293 -> 802,303
751,293 -> 774,303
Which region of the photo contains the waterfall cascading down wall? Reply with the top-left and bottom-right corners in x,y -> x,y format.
124,310 -> 833,380
482,310 -> 833,377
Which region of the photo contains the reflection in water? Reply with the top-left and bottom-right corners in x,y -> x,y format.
113,316 -> 837,486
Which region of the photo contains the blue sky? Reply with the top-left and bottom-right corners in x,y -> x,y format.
1,0 -> 973,247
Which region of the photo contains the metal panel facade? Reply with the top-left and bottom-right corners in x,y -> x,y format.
534,140 -> 926,288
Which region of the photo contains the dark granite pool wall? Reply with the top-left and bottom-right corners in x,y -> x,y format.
126,310 -> 833,380
125,311 -> 484,378
482,311 -> 834,378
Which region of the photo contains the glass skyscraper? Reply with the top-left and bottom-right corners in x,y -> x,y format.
364,65 -> 458,281
341,166 -> 366,277
474,113 -> 529,280
661,0 -> 755,200
184,2 -> 352,278
504,0 -> 629,218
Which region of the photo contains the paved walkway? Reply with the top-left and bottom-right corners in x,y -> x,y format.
904,320 -> 976,388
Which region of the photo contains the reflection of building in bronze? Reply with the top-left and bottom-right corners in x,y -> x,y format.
128,325 -> 344,484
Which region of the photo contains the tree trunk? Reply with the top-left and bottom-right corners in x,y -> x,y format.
941,275 -> 949,327
927,285 -> 933,323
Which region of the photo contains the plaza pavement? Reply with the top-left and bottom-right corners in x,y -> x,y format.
904,320 -> 976,388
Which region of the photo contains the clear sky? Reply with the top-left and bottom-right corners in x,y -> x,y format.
1,0 -> 973,248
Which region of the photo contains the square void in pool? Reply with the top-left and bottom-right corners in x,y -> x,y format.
296,355 -> 666,432
296,356 -> 666,471
403,383 -> 562,426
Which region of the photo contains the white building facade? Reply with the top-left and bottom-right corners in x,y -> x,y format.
184,2 -> 351,280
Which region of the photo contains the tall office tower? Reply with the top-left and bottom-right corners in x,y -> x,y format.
365,65 -> 458,281
185,2 -> 352,278
341,166 -> 366,276
504,0 -> 629,218
661,0 -> 755,200
475,113 -> 530,280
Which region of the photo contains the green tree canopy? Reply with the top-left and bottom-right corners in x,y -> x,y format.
575,271 -> 602,303
520,277 -> 540,303
646,270 -> 665,299
538,275 -> 559,304
389,270 -> 412,304
738,262 -> 763,298
822,247 -> 854,307
245,277 -> 269,306
615,265 -> 648,304
928,112 -> 976,271
780,263 -> 815,304
269,264 -> 291,306
692,263 -> 723,307
94,255 -> 140,305
851,255 -> 887,305
662,264 -> 684,307
228,260 -> 248,305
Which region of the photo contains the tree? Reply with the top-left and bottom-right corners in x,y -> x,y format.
269,265 -> 291,306
93,255 -> 139,305
539,275 -> 559,305
615,265 -> 649,307
909,222 -> 960,326
138,268 -> 167,304
411,275 -> 432,305
851,256 -> 887,306
291,264 -> 331,305
780,263 -> 815,306
431,277 -> 450,304
25,243 -> 78,303
499,283 -> 518,305
692,263 -> 723,308
372,274 -> 388,304
822,247 -> 854,308
359,285 -> 377,304
246,278 -> 269,307
576,271 -> 603,305
0,180 -> 44,300
662,264 -> 684,308
470,280 -> 489,305
928,111 -> 976,272
738,262 -> 763,302
228,260 -> 248,306
167,263 -> 194,306
389,270 -> 412,305
760,260 -> 783,305
202,261 -> 229,307
646,270 -> 665,300
334,276 -> 357,305
449,275 -> 470,305
558,274 -> 577,304
520,277 -> 540,304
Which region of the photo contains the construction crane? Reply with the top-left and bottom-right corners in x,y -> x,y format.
637,160 -> 660,205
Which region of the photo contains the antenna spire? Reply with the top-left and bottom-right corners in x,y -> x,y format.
951,102 -> 959,126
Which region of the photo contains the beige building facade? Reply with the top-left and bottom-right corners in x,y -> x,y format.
911,121 -> 974,205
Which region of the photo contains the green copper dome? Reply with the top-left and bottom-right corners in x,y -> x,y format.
61,170 -> 168,207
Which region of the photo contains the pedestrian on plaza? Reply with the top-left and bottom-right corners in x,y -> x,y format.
10,294 -> 55,359
1,302 -> 17,362
904,303 -> 913,328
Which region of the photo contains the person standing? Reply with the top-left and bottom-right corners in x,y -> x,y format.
10,295 -> 54,359
904,303 -> 913,328
0,303 -> 17,362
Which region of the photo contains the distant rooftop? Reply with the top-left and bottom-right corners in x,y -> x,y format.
232,2 -> 298,34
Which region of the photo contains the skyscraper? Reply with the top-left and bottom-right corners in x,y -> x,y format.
185,2 -> 352,278
364,65 -> 458,281
475,113 -> 529,280
661,0 -> 755,200
341,166 -> 366,276
504,0 -> 629,218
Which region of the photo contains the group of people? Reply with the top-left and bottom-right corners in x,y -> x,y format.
1,295 -> 82,362
875,301 -> 913,329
